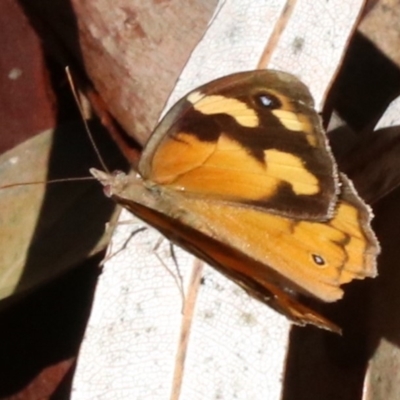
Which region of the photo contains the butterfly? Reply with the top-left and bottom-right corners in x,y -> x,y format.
91,70 -> 380,333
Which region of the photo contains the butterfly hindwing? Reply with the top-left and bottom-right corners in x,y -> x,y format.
163,173 -> 378,303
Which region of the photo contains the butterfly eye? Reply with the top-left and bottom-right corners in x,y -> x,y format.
255,92 -> 281,109
311,254 -> 326,266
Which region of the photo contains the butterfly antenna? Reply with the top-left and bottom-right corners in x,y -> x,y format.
1,177 -> 94,190
66,66 -> 110,173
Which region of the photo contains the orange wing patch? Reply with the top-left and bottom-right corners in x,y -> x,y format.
151,135 -> 320,198
264,150 -> 319,195
188,92 -> 259,128
150,132 -> 278,200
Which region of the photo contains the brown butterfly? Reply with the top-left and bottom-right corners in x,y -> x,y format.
91,70 -> 380,333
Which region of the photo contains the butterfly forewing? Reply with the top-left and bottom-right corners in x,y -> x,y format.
140,70 -> 339,220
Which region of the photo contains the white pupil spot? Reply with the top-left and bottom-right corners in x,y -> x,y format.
259,95 -> 273,107
312,254 -> 325,266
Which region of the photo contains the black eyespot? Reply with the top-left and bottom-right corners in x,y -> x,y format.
312,254 -> 325,266
255,92 -> 281,109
